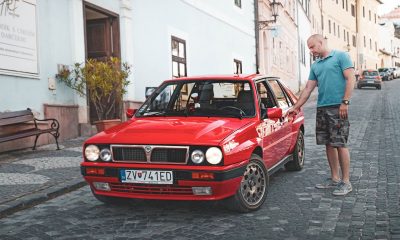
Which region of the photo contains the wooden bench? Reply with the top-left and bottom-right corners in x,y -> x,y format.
0,109 -> 60,150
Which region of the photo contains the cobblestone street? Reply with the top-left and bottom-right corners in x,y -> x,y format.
0,80 -> 400,240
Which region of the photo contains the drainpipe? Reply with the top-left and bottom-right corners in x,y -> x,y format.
296,0 -> 301,92
355,0 -> 359,70
254,0 -> 260,74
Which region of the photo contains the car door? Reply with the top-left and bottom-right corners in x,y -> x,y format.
267,79 -> 294,159
255,80 -> 283,168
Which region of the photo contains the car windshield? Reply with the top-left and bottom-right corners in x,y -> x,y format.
136,80 -> 255,118
378,68 -> 388,72
363,71 -> 378,76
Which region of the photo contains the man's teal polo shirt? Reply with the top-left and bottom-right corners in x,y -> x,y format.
309,50 -> 353,107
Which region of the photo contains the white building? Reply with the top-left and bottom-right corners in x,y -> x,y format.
380,8 -> 400,67
0,0 -> 256,151
296,0 -> 311,91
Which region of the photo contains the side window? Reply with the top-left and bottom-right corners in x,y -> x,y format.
268,80 -> 291,109
256,81 -> 277,109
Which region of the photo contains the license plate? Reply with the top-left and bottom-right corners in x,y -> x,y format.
120,169 -> 173,184
367,80 -> 374,83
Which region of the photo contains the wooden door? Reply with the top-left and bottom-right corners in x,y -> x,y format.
85,15 -> 121,123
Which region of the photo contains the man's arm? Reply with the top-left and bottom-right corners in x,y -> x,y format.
289,80 -> 318,114
339,68 -> 356,119
342,68 -> 355,101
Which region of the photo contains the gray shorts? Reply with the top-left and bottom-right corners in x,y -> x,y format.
316,105 -> 350,147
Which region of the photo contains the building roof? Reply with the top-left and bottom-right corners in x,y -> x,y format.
381,7 -> 400,19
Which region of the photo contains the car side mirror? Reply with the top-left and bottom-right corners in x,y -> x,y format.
267,108 -> 283,119
126,108 -> 137,118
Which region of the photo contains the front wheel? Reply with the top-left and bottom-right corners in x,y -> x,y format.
225,154 -> 268,212
285,131 -> 305,171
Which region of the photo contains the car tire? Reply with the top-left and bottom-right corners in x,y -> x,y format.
285,130 -> 305,171
377,86 -> 381,90
225,154 -> 268,213
357,85 -> 361,89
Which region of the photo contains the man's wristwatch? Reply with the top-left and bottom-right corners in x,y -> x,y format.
342,99 -> 350,105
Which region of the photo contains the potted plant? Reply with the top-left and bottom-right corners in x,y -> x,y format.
56,57 -> 131,132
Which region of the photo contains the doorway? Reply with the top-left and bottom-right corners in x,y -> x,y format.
83,2 -> 121,123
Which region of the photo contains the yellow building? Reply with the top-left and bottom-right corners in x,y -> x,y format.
310,0 -> 323,35
356,0 -> 382,70
320,0 -> 357,67
309,0 -> 382,71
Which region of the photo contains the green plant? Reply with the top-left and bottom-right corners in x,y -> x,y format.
56,57 -> 131,121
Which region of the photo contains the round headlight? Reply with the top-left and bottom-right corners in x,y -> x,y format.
85,145 -> 100,161
100,148 -> 112,162
191,150 -> 205,164
206,147 -> 223,165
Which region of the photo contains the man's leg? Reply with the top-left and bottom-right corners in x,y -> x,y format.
325,144 -> 340,182
337,147 -> 350,183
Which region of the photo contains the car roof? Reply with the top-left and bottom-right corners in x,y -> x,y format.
164,74 -> 279,82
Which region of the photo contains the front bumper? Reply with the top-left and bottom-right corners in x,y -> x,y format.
81,162 -> 246,201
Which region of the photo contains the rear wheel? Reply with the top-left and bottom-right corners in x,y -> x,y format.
357,84 -> 361,89
225,154 -> 268,212
285,131 -> 305,171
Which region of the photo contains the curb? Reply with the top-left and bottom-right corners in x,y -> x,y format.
0,178 -> 87,219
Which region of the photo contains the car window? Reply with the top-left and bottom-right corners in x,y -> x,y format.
362,71 -> 378,76
268,80 -> 292,109
256,81 -> 277,109
137,80 -> 256,118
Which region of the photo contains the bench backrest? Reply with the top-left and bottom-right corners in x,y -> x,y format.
0,109 -> 34,127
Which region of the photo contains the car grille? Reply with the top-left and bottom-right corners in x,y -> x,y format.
109,183 -> 193,195
112,147 -> 147,162
111,145 -> 189,164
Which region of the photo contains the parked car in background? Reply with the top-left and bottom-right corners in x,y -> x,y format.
358,69 -> 382,90
81,75 -> 305,212
378,68 -> 393,81
390,67 -> 400,79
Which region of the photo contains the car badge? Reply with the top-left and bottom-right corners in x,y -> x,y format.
144,146 -> 152,153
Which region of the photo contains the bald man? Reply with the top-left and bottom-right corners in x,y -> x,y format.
289,34 -> 356,196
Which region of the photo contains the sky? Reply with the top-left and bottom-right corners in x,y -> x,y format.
378,0 -> 400,15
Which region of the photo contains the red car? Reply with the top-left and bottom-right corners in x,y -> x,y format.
81,74 -> 305,212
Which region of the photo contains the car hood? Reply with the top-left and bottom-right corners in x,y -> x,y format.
86,117 -> 255,146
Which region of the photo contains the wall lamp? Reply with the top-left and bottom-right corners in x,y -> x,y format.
259,0 -> 280,30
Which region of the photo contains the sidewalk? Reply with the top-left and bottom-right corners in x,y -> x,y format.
0,137 -> 87,218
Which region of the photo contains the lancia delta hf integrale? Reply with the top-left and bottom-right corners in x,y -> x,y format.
81,75 -> 305,212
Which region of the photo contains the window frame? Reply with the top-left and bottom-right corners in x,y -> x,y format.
171,36 -> 187,79
234,0 -> 241,8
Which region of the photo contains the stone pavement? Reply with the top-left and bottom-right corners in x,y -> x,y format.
0,137 -> 86,218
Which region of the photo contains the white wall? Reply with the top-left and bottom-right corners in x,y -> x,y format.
1,0 -> 256,120
297,0 -> 311,91
130,0 -> 256,101
0,0 -> 78,116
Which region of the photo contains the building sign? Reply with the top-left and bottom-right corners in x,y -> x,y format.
0,0 -> 38,77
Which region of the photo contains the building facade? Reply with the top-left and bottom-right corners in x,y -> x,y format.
356,0 -> 382,70
319,0 -> 357,68
380,7 -> 400,67
0,0 -> 256,151
297,0 -> 312,90
258,0 -> 299,91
